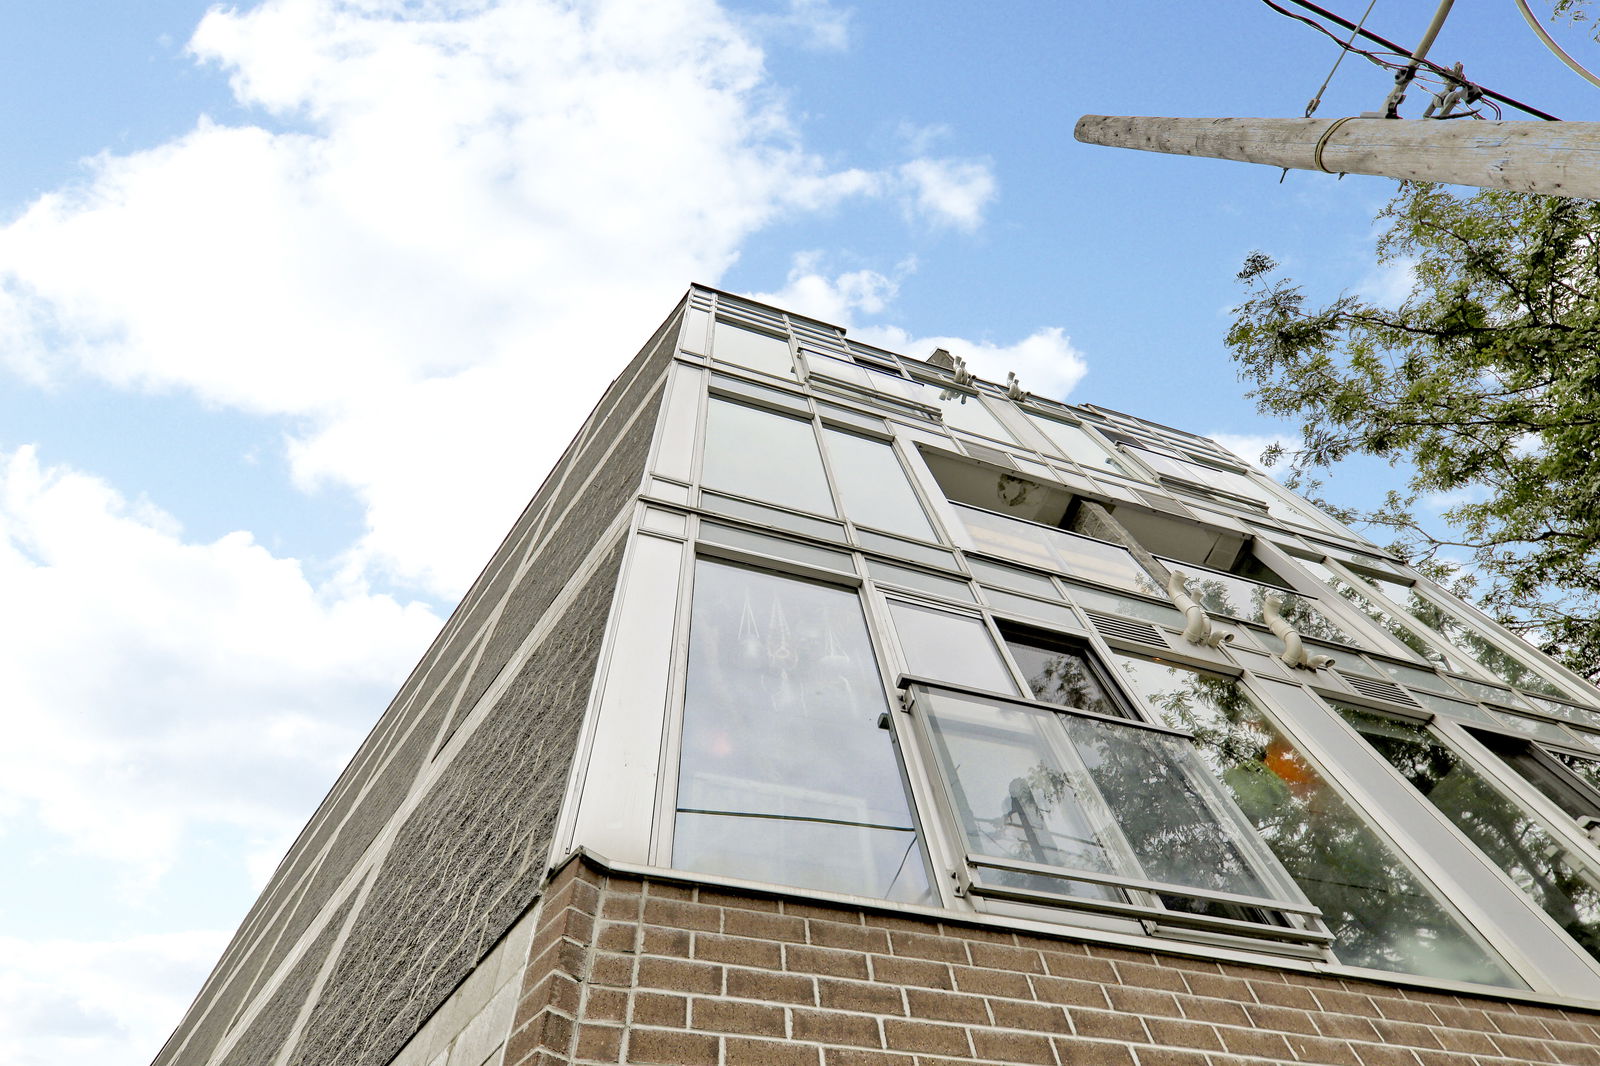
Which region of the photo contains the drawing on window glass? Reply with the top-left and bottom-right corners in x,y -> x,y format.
1116,657 -> 1521,986
674,560 -> 932,904
1341,705 -> 1600,965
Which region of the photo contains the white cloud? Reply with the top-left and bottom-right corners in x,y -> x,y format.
0,930 -> 228,1066
1356,254 -> 1418,308
1208,431 -> 1297,476
744,251 -> 904,322
895,156 -> 997,231
741,0 -> 853,51
0,446 -> 439,886
0,0 -> 996,597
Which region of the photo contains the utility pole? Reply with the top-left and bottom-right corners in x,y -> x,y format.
1073,116 -> 1600,198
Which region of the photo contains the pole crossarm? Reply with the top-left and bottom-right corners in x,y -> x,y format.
1075,115 -> 1600,198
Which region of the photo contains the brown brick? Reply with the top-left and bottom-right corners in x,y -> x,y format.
1282,1033 -> 1361,1065
810,920 -> 891,954
627,1027 -> 718,1065
1487,1008 -> 1555,1037
698,888 -> 782,912
792,1008 -> 884,1047
786,944 -> 870,979
1548,1041 -> 1600,1066
726,967 -> 816,1004
521,971 -> 581,1016
1313,988 -> 1379,1017
1113,959 -> 1188,992
640,925 -> 691,958
966,940 -> 1045,972
865,912 -> 938,935
695,932 -> 783,968
818,977 -> 904,1015
1244,1002 -> 1318,1035
1370,1018 -> 1441,1048
641,896 -> 721,932
1312,1012 -> 1381,1042
869,955 -> 952,990
787,900 -> 864,922
1143,1017 -> 1223,1051
1179,970 -> 1252,1001
631,991 -> 688,1028
882,1019 -> 971,1056
1428,1026 -> 1496,1055
822,1049 -> 914,1066
1346,1043 -> 1420,1066
970,1028 -> 1055,1064
691,997 -> 787,1037
637,956 -> 721,995
1488,1032 -> 1554,1060
987,998 -> 1068,1032
1050,1035 -> 1137,1065
724,907 -> 809,942
644,881 -> 696,901
1106,984 -> 1181,1018
585,986 -> 627,1024
1174,993 -> 1248,1027
1217,1027 -> 1292,1059
574,1023 -> 623,1062
1130,1049 -> 1209,1066
588,952 -> 635,989
888,930 -> 967,963
952,964 -> 1032,999
1248,979 -> 1317,1009
1031,974 -> 1110,1009
1040,950 -> 1118,984
600,891 -> 641,920
1408,1049 -> 1460,1066
1371,995 -> 1438,1024
903,988 -> 989,1025
595,920 -> 639,953
725,1037 -> 820,1066
505,1009 -> 574,1065
1068,1007 -> 1146,1043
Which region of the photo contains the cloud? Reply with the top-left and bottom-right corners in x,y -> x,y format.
0,930 -> 228,1066
0,0 -> 996,597
740,0 -> 853,51
0,446 -> 439,886
744,251 -> 905,322
1208,431 -> 1298,476
895,156 -> 997,231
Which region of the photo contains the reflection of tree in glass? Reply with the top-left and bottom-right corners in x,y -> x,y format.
1344,709 -> 1600,963
1005,640 -> 1121,718
1319,570 -> 1445,664
1386,588 -> 1561,696
1122,657 -> 1519,985
1187,575 -> 1355,646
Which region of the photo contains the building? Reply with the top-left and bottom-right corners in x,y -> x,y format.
154,285 -> 1600,1066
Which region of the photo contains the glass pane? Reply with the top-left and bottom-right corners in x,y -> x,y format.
709,373 -> 810,415
1372,659 -> 1461,696
867,560 -> 975,602
822,429 -> 936,540
1553,750 -> 1600,796
1358,576 -> 1564,697
887,601 -> 1019,694
817,401 -> 886,433
903,379 -> 1017,442
1300,559 -> 1448,666
968,557 -> 1061,599
698,522 -> 854,574
1167,562 -> 1358,647
713,321 -> 795,379
955,505 -> 1160,595
1341,706 -> 1600,965
922,690 -> 1120,901
1469,731 -> 1600,822
674,561 -> 931,903
1003,635 -> 1124,718
1131,448 -> 1320,525
700,493 -> 847,542
1025,413 -> 1131,477
1063,583 -> 1187,628
1489,711 -> 1574,745
703,398 -> 836,516
1117,657 -> 1522,985
983,589 -> 1084,631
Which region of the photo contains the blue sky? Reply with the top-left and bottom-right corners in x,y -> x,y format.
1,2 -> 1596,1062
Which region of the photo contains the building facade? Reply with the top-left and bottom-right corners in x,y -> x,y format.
155,287 -> 1600,1066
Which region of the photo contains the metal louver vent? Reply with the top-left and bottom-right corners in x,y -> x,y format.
1131,488 -> 1196,518
1085,611 -> 1168,649
1342,673 -> 1421,707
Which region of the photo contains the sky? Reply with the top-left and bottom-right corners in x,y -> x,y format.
1,2 -> 1596,1063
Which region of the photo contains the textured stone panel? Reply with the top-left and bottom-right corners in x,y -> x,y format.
288,543 -> 626,1066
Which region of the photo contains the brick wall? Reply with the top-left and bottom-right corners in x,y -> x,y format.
506,855 -> 1600,1066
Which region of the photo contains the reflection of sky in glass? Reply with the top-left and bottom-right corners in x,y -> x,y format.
702,398 -> 836,517
1026,414 -> 1129,476
956,505 -> 1159,594
1300,559 -> 1446,665
1165,561 -> 1358,647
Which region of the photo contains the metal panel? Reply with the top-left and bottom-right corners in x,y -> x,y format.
568,533 -> 687,863
651,363 -> 704,484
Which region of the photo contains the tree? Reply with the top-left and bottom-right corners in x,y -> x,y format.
1226,183 -> 1600,680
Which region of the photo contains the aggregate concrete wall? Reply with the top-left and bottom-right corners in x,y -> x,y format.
151,301 -> 682,1066
506,856 -> 1600,1066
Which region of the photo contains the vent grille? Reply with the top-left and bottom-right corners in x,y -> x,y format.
961,442 -> 1017,469
1085,611 -> 1168,649
1342,673 -> 1421,707
1132,488 -> 1196,518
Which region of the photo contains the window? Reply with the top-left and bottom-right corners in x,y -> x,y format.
820,428 -> 937,541
1298,558 -> 1450,667
1340,704 -> 1600,964
673,560 -> 931,903
1116,657 -> 1523,985
953,504 -> 1161,596
712,320 -> 796,379
1024,413 -> 1131,477
702,398 -> 835,517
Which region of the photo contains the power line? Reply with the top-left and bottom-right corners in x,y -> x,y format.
1261,0 -> 1561,121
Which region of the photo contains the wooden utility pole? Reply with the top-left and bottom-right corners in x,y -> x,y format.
1074,116 -> 1600,199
